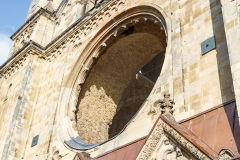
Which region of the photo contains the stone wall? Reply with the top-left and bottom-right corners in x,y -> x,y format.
0,0 -> 238,159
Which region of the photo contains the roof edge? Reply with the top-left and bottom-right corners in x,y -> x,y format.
93,136 -> 148,159
178,99 -> 236,124
160,115 -> 217,159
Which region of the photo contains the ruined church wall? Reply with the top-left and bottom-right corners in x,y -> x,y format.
168,0 -> 234,120
26,0 -> 62,20
31,15 -> 56,46
23,49 -> 72,159
0,0 -> 238,159
220,0 -> 240,117
21,37 -> 92,159
50,0 -> 235,158
53,0 -> 95,39
0,57 -> 37,159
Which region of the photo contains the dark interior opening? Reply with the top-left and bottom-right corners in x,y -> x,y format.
76,20 -> 167,143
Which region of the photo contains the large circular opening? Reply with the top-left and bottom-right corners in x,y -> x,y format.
76,19 -> 167,143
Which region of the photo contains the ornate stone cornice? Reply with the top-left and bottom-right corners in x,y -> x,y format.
0,41 -> 45,79
137,119 -> 164,160
161,119 -> 211,160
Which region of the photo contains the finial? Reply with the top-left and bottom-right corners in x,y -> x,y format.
160,93 -> 175,117
148,93 -> 175,121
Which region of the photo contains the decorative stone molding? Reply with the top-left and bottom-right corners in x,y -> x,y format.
69,15 -> 164,124
11,21 -> 38,55
218,149 -> 235,160
161,121 -> 211,160
160,93 -> 175,121
0,0 -> 125,80
162,138 -> 183,160
0,1 -> 171,154
137,118 -> 211,160
160,94 -> 174,114
10,7 -> 56,53
148,93 -> 175,121
11,10 -> 44,40
58,4 -> 169,152
0,44 -> 44,80
46,0 -> 126,60
137,122 -> 164,160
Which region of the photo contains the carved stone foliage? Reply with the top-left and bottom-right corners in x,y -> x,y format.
161,122 -> 210,160
148,93 -> 175,121
160,138 -> 189,160
139,132 -> 192,160
138,122 -> 164,160
218,149 -> 235,160
160,94 -> 175,116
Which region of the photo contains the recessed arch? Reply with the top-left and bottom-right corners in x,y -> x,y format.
58,4 -> 172,150
76,20 -> 167,143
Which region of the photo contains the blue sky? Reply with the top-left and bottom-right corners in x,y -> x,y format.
0,0 -> 31,65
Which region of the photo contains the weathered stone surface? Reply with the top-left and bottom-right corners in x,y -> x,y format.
76,22 -> 166,143
0,0 -> 239,159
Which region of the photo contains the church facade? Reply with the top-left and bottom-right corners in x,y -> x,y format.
0,0 -> 240,159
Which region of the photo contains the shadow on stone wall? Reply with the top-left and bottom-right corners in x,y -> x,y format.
209,0 -> 239,154
75,22 -> 167,143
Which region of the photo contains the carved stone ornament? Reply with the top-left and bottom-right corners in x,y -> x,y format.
137,119 -> 211,160
161,138 -> 184,160
160,93 -> 175,121
162,122 -> 210,160
137,122 -> 164,160
218,149 -> 235,160
148,93 -> 175,121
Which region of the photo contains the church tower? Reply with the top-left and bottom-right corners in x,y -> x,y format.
1,0 -> 240,159
26,0 -> 62,20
